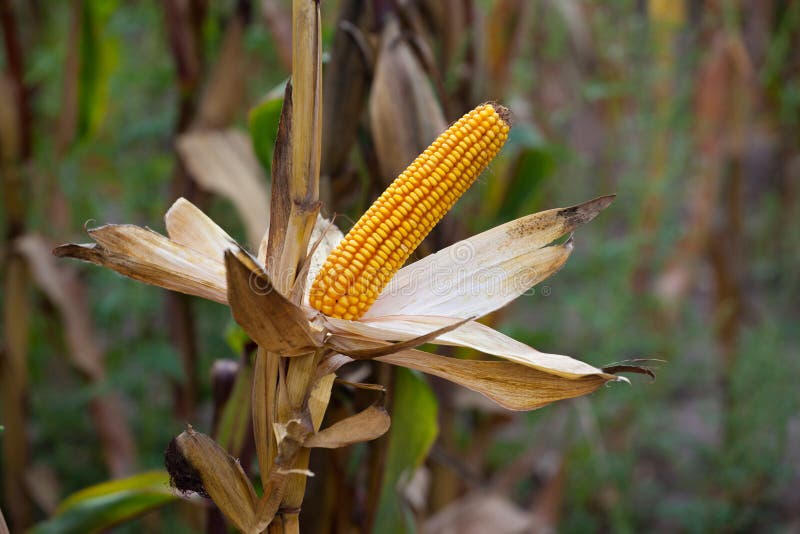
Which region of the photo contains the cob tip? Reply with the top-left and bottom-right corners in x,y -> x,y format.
488,102 -> 512,127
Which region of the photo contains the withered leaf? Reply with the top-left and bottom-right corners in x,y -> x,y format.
171,428 -> 257,533
54,224 -> 228,304
224,247 -> 319,355
176,129 -> 270,250
304,403 -> 390,448
377,349 -> 611,411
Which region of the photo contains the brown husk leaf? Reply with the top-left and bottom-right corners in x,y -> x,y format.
224,247 -> 319,355
377,349 -> 611,411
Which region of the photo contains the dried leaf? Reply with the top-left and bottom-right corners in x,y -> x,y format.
304,404 -> 390,448
369,17 -> 447,180
224,247 -> 318,355
421,0 -> 466,74
169,428 -> 257,533
305,382 -> 390,448
377,349 -> 610,411
164,197 -> 238,260
54,224 -> 228,304
176,129 -> 270,249
308,373 -> 336,431
265,80 -> 293,280
326,316 -> 473,359
19,235 -> 137,477
367,196 -> 615,319
25,464 -> 60,515
19,235 -> 104,379
423,492 -> 535,534
601,358 -> 663,382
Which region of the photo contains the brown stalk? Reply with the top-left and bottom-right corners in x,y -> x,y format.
255,2 -> 325,532
0,0 -> 33,528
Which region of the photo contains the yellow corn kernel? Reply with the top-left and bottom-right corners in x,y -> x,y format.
310,103 -> 511,320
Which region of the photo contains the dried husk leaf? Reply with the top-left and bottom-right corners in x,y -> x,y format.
172,428 -> 258,533
164,197 -> 238,262
176,129 -> 270,249
305,381 -> 389,448
54,224 -> 228,303
326,316 -> 473,359
369,17 -> 447,180
308,373 -> 336,431
251,347 -> 280,493
291,216 -> 344,306
325,315 -> 608,378
224,247 -> 319,355
367,195 -> 615,318
265,80 -> 293,284
304,403 -> 390,448
377,349 -> 611,411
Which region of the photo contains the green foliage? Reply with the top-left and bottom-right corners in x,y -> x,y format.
248,86 -> 286,171
374,370 -> 439,533
78,0 -> 118,142
30,471 -> 177,534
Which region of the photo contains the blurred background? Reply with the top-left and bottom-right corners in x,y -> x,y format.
1,0 -> 798,532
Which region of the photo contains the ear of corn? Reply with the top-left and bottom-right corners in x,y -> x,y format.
310,103 -> 511,320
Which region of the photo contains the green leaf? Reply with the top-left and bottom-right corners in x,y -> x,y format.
29,471 -> 178,534
248,82 -> 287,170
78,0 -> 118,141
374,369 -> 439,533
216,364 -> 253,454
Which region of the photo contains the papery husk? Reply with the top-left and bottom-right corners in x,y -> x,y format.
367,195 -> 615,319
224,247 -> 319,355
377,349 -> 612,411
305,381 -> 390,448
171,428 -> 258,533
54,224 -> 228,304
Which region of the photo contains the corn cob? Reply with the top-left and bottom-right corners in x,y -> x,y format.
310,103 -> 511,320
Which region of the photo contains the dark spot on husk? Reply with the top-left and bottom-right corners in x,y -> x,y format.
165,437 -> 209,498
